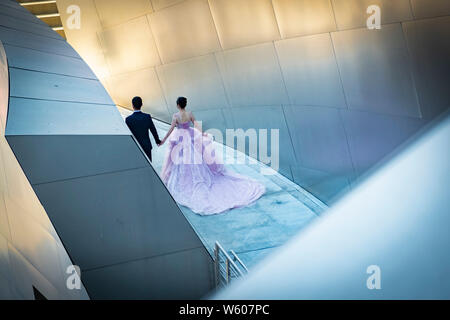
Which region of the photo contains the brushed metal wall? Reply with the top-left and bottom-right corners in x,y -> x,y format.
0,0 -> 214,299
0,39 -> 89,300
56,0 -> 450,203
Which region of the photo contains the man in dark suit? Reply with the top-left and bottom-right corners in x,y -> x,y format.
125,96 -> 161,162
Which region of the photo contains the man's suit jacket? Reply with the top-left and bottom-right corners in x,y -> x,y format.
125,111 -> 161,161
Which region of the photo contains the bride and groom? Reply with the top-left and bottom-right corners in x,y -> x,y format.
125,96 -> 265,215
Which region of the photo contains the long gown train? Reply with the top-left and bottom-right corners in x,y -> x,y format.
160,122 -> 265,215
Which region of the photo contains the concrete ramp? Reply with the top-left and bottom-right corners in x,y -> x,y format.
119,108 -> 327,270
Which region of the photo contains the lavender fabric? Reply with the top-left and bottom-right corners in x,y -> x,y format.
160,121 -> 265,215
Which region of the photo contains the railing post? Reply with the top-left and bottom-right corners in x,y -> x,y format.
225,259 -> 230,284
230,250 -> 249,273
215,241 -> 247,288
214,242 -> 219,288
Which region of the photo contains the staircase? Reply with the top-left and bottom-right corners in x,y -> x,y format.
214,241 -> 248,288
16,0 -> 65,39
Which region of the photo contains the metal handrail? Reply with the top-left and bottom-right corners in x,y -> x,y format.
214,241 -> 248,288
230,250 -> 249,273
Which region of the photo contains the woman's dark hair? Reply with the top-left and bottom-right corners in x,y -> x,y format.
177,97 -> 187,109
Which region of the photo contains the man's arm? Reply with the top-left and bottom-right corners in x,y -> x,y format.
160,115 -> 177,146
125,117 -> 133,133
148,115 -> 161,145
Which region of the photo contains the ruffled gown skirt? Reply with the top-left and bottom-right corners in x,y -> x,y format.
160,125 -> 265,215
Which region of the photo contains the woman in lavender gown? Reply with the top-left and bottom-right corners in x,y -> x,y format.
159,97 -> 265,215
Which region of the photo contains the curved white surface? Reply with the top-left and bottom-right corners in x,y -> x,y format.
215,113 -> 450,299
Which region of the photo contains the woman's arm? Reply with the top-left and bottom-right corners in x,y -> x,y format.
159,116 -> 177,145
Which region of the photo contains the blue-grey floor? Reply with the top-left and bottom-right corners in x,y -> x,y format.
119,108 -> 327,269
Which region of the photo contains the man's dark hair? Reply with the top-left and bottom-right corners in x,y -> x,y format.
132,96 -> 143,110
177,97 -> 187,109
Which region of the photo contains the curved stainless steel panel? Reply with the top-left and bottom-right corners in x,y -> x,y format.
156,53 -> 229,111
0,39 -> 89,300
410,0 -> 450,19
209,0 -> 280,50
148,0 -> 221,63
0,38 -> 7,131
275,33 -> 346,108
403,16 -> 450,120
0,1 -> 215,299
98,16 -> 161,76
105,67 -> 171,122
332,0 -> 413,30
5,98 -> 128,136
272,0 -> 336,38
94,0 -> 153,28
332,24 -> 421,118
216,42 -> 289,107
55,0 -> 450,205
